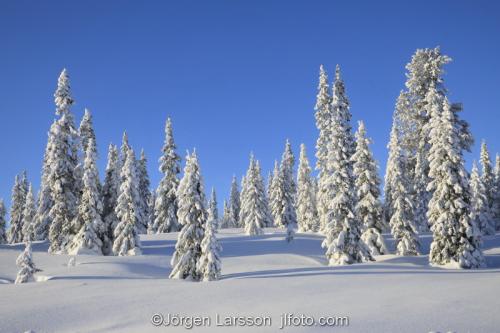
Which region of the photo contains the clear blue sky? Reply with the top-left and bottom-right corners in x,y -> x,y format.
1,0 -> 499,210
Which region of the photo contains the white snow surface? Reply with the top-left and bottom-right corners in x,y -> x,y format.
1,229 -> 500,332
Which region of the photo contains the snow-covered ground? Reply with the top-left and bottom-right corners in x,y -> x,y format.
1,229 -> 500,333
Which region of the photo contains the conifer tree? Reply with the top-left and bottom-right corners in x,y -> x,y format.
148,192 -> 157,234
353,121 -> 388,255
15,242 -> 41,284
101,144 -> 121,254
48,69 -> 80,254
136,149 -> 151,234
67,139 -> 104,255
79,108 -> 97,158
470,162 -> 495,236
22,184 -> 37,242
154,118 -> 181,233
228,176 -> 241,228
321,66 -> 371,265
296,144 -> 319,232
389,135 -> 420,256
479,141 -> 495,210
269,161 -> 281,226
240,156 -> 267,235
492,154 -> 500,230
427,97 -> 484,268
0,199 -> 7,244
208,188 -> 219,229
120,131 -> 130,166
197,216 -> 222,281
383,117 -> 400,228
113,149 -> 142,256
33,123 -> 56,241
274,140 -> 297,242
8,174 -> 27,244
221,200 -> 233,229
170,151 -> 207,280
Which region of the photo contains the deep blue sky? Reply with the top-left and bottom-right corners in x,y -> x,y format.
1,1 -> 499,211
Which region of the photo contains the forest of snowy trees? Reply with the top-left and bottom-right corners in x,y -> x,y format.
2,47 -> 499,284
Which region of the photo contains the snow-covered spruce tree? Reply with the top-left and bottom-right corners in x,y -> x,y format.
15,242 -> 41,284
479,141 -> 495,209
493,154 -> 500,230
269,160 -> 281,226
221,200 -> 233,229
7,174 -> 27,244
314,65 -> 332,234
0,199 -> 7,244
48,69 -> 80,254
208,188 -> 219,229
274,140 -> 297,241
228,176 -> 241,228
147,191 -> 156,234
240,156 -> 266,235
383,115 -> 401,228
154,118 -> 182,233
66,139 -> 104,255
79,108 -> 97,158
101,144 -> 121,254
260,167 -> 274,228
113,148 -> 142,256
265,170 -> 275,227
470,162 -> 495,236
427,97 -> 484,268
296,144 -> 319,232
321,66 -> 372,265
389,136 -> 420,256
392,48 -> 473,233
170,151 -> 207,280
33,124 -> 56,241
413,83 -> 444,232
353,121 -> 388,255
136,149 -> 151,234
120,131 -> 130,166
22,184 -> 37,242
197,214 -> 222,281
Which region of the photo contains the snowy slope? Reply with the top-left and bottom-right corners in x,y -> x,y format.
1,229 -> 500,333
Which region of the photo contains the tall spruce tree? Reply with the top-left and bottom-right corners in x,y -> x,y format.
113,148 -> 142,256
228,176 -> 241,228
79,108 -> 97,158
48,69 -> 80,254
240,155 -> 266,235
479,141 -> 495,210
274,140 -> 297,241
427,97 -> 484,268
470,162 -> 495,236
321,66 -> 372,265
101,144 -> 121,254
208,188 -> 219,229
22,184 -> 37,242
492,154 -> 500,230
353,121 -> 388,255
136,149 -> 151,234
0,199 -> 6,244
221,200 -> 233,229
154,118 -> 181,233
67,139 -> 104,255
8,174 -> 27,244
33,121 -> 56,241
269,161 -> 281,226
315,65 -> 332,234
170,151 -> 207,280
296,144 -> 319,232
388,133 -> 420,256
